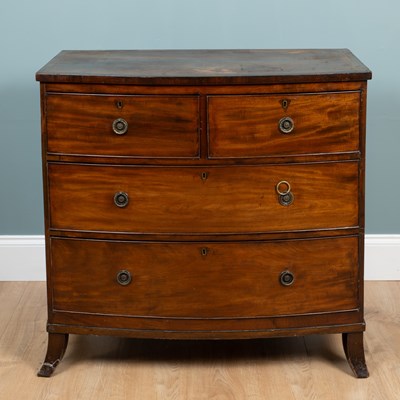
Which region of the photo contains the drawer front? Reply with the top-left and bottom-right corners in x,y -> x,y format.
51,237 -> 359,318
48,162 -> 359,234
46,94 -> 200,158
208,92 -> 360,158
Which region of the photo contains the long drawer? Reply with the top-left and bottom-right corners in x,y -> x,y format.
46,94 -> 200,158
51,236 -> 359,318
208,92 -> 360,158
48,162 -> 359,234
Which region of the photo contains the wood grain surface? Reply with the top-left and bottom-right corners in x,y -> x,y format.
48,162 -> 359,234
208,91 -> 360,158
46,94 -> 200,158
36,49 -> 372,85
50,236 -> 359,318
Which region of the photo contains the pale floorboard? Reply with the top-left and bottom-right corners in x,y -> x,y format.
0,281 -> 399,400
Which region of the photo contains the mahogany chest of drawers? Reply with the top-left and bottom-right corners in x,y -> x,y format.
36,49 -> 372,377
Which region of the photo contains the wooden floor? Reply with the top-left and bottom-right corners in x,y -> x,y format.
0,281 -> 399,400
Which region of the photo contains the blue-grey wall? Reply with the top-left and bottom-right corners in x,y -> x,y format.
0,0 -> 397,234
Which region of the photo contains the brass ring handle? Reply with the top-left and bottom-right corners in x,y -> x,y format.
276,181 -> 294,206
112,118 -> 128,135
278,117 -> 294,134
280,270 -> 295,286
114,191 -> 129,208
276,180 -> 291,196
116,270 -> 132,286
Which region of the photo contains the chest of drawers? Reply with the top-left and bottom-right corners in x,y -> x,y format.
36,49 -> 371,378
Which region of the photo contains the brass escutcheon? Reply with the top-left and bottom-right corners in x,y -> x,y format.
278,192 -> 294,206
280,98 -> 291,110
201,171 -> 209,181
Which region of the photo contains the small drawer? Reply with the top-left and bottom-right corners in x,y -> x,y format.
46,94 -> 200,158
51,236 -> 359,318
48,162 -> 359,234
207,92 -> 360,158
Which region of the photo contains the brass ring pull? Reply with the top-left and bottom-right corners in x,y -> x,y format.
276,181 -> 294,206
278,116 -> 294,134
116,270 -> 132,286
114,191 -> 129,208
112,118 -> 128,135
280,270 -> 295,286
276,181 -> 291,196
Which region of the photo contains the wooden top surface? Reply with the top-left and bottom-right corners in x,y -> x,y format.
36,49 -> 371,85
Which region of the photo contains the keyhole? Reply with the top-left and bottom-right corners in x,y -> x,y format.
201,172 -> 208,181
280,99 -> 290,110
201,247 -> 208,256
116,100 -> 124,109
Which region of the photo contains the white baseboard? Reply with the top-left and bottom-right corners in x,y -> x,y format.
0,236 -> 46,281
0,235 -> 399,281
364,235 -> 400,280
